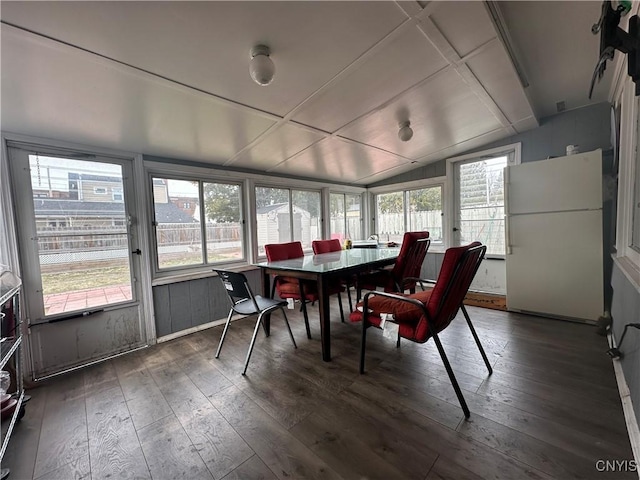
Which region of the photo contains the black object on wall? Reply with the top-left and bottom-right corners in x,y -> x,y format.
590,0 -> 640,98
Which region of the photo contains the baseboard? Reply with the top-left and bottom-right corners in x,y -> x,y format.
157,318 -> 226,343
463,291 -> 507,311
608,331 -> 640,478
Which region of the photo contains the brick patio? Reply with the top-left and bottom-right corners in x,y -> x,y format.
44,285 -> 132,315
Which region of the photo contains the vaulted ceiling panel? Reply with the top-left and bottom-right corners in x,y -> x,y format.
0,2 -> 611,185
428,2 -> 496,58
227,123 -> 326,171
268,138 -> 411,184
291,27 -> 448,133
416,127 -> 514,164
499,1 -> 609,118
1,1 -> 408,117
1,27 -> 277,163
337,68 -> 503,160
465,42 -> 536,125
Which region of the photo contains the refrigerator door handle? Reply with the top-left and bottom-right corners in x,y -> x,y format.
505,214 -> 512,255
505,166 -> 512,255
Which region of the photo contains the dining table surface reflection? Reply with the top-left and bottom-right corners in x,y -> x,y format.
255,247 -> 399,361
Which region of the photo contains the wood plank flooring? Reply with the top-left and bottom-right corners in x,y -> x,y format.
2,297 -> 634,479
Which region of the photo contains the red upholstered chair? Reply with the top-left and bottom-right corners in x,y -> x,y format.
265,241 -> 344,338
357,231 -> 430,299
311,238 -> 342,254
350,242 -> 492,418
312,239 -> 353,315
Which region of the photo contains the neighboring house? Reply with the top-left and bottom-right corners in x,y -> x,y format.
34,198 -> 195,253
152,178 -> 169,203
169,196 -> 198,218
68,173 -> 123,202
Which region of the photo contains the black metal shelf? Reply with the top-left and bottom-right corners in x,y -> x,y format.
0,283 -> 24,466
0,337 -> 21,371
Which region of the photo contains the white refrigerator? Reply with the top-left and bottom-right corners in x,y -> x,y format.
505,149 -> 603,322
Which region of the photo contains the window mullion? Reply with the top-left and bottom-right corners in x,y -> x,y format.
289,189 -> 294,242
404,190 -> 410,231
199,181 -> 207,264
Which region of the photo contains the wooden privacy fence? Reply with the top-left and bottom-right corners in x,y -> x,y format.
155,223 -> 241,247
376,211 -> 443,240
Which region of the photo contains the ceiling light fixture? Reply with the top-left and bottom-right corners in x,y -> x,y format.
398,121 -> 414,142
249,45 -> 275,86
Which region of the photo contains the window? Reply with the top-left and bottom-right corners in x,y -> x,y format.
15,152 -> 135,316
112,187 -> 123,202
374,185 -> 443,244
375,191 -> 404,243
455,156 -> 508,255
329,193 -> 362,241
407,186 -> 443,242
633,97 -> 640,252
255,186 -> 321,255
93,187 -> 107,195
613,78 -> 640,278
152,176 -> 244,271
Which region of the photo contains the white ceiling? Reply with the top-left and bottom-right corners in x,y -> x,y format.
0,1 -> 614,185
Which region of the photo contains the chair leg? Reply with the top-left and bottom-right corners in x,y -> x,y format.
431,330 -> 470,418
461,304 -> 493,375
281,308 -> 297,349
359,317 -> 368,374
215,309 -> 234,359
396,334 -> 401,348
346,284 -> 353,312
242,313 -> 264,375
300,299 -> 312,339
337,292 -> 345,323
298,280 -> 312,339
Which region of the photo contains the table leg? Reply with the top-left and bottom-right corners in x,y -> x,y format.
318,275 -> 331,361
261,269 -> 271,336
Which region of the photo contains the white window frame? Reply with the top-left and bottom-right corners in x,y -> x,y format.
446,143 -> 521,257
145,160 -> 366,281
2,133 -> 155,339
147,170 -> 247,280
368,177 -> 446,250
253,184 -> 323,258
93,186 -> 108,195
614,77 -> 640,285
328,191 -> 364,241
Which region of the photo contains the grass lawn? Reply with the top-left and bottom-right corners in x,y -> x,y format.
40,252 -> 241,295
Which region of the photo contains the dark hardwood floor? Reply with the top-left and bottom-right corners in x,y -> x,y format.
2,295 -> 634,479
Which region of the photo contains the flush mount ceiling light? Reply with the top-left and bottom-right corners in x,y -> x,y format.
249,45 -> 275,86
398,121 -> 414,142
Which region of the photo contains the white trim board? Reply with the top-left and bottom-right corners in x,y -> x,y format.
156,317 -> 227,343
609,330 -> 640,478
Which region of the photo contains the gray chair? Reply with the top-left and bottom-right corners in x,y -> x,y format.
214,269 -> 297,375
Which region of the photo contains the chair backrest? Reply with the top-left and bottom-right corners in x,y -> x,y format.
312,239 -> 342,254
391,231 -> 430,287
265,241 -> 304,261
214,269 -> 257,310
425,242 -> 485,334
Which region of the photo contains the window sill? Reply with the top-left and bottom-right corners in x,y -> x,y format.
152,263 -> 258,286
612,254 -> 640,294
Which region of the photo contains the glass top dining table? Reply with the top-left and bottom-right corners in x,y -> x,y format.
255,248 -> 399,361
